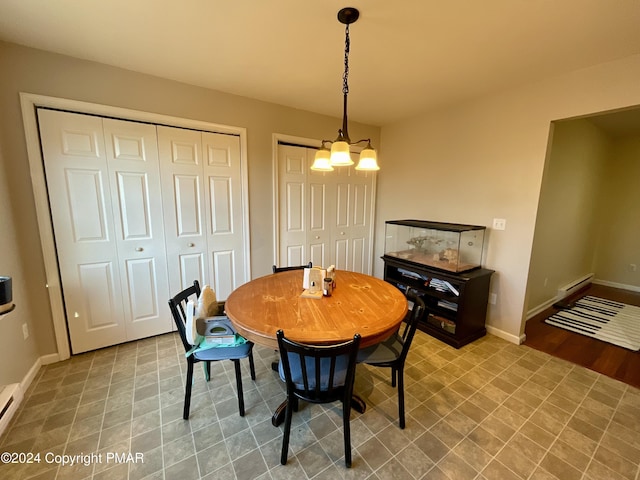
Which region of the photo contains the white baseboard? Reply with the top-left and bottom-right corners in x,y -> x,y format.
40,353 -> 61,366
593,279 -> 640,293
486,325 -> 524,345
20,358 -> 42,395
526,297 -> 557,320
0,352 -> 62,437
20,353 -> 60,393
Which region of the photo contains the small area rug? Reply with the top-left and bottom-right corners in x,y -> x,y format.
545,296 -> 640,351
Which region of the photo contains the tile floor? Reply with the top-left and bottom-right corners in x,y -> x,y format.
0,330 -> 638,480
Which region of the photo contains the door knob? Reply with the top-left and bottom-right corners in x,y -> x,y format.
314,236 -> 320,239
188,243 -> 195,247
135,247 -> 144,252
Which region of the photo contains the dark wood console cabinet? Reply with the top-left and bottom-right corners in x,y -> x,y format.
382,255 -> 494,348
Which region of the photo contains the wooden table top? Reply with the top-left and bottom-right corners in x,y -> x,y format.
224,270 -> 408,349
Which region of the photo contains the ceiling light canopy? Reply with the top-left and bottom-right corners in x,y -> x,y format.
310,7 -> 380,172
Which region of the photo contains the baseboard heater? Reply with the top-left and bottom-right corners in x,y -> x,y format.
0,383 -> 23,437
557,273 -> 594,300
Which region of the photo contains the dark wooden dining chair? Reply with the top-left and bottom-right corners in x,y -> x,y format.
168,280 -> 256,419
272,261 -> 312,273
357,292 -> 426,429
276,329 -> 361,467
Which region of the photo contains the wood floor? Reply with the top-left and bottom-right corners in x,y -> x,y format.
524,283 -> 640,389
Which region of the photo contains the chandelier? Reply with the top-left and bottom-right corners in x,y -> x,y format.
310,7 -> 380,172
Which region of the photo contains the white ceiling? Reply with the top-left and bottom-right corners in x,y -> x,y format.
1,0 -> 640,126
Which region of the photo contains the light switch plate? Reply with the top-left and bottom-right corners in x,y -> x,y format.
493,218 -> 506,230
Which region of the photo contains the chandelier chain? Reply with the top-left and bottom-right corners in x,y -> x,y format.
342,24 -> 350,96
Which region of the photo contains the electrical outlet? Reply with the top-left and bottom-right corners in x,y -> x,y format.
489,293 -> 497,305
22,323 -> 29,340
493,218 -> 506,230
630,264 -> 637,272
544,278 -> 548,287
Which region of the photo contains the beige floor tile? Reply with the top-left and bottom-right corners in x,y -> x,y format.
0,331 -> 638,479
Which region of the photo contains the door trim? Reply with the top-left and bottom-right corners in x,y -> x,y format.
20,92 -> 251,360
271,133 -> 378,273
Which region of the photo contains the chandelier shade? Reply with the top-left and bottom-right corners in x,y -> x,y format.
329,140 -> 353,166
310,145 -> 333,171
310,7 -> 380,172
355,141 -> 379,171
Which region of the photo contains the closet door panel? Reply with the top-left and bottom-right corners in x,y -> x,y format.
346,176 -> 371,273
78,262 -> 121,332
179,253 -> 207,289
278,145 -> 308,267
332,171 -> 371,273
66,169 -> 109,242
209,176 -> 233,233
334,238 -> 349,270
103,118 -> 171,340
174,175 -> 203,236
158,126 -> 208,295
38,109 -> 127,353
211,250 -> 235,300
286,245 -> 306,267
203,132 -> 245,299
125,257 -> 162,321
308,181 -> 329,267
350,237 -> 367,273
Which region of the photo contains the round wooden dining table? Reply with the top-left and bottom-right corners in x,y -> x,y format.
224,269 -> 408,426
225,269 -> 408,350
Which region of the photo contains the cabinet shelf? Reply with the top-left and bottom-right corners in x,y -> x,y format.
383,255 -> 494,348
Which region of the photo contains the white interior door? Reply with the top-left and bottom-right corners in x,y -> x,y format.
202,132 -> 245,300
102,118 -> 171,341
158,126 -> 208,295
39,109 -> 127,353
278,144 -> 307,266
277,143 -> 375,273
40,110 -> 173,353
308,163 -> 332,268
333,168 -> 372,272
159,127 -> 246,300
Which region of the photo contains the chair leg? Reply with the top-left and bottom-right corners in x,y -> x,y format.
205,361 -> 211,382
233,359 -> 245,417
391,367 -> 397,388
280,395 -> 294,465
248,349 -> 256,381
343,398 -> 353,468
184,360 -> 194,420
398,366 -> 405,429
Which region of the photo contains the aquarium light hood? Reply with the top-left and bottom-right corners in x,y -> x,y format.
310,7 -> 380,173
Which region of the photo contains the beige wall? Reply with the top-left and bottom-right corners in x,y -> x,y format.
593,136 -> 640,285
0,137 -> 41,383
0,41 -> 380,384
527,120 -> 611,310
376,54 -> 640,342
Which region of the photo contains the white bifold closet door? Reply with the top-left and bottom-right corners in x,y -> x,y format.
277,143 -> 374,273
39,109 -> 171,353
158,126 -> 245,300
